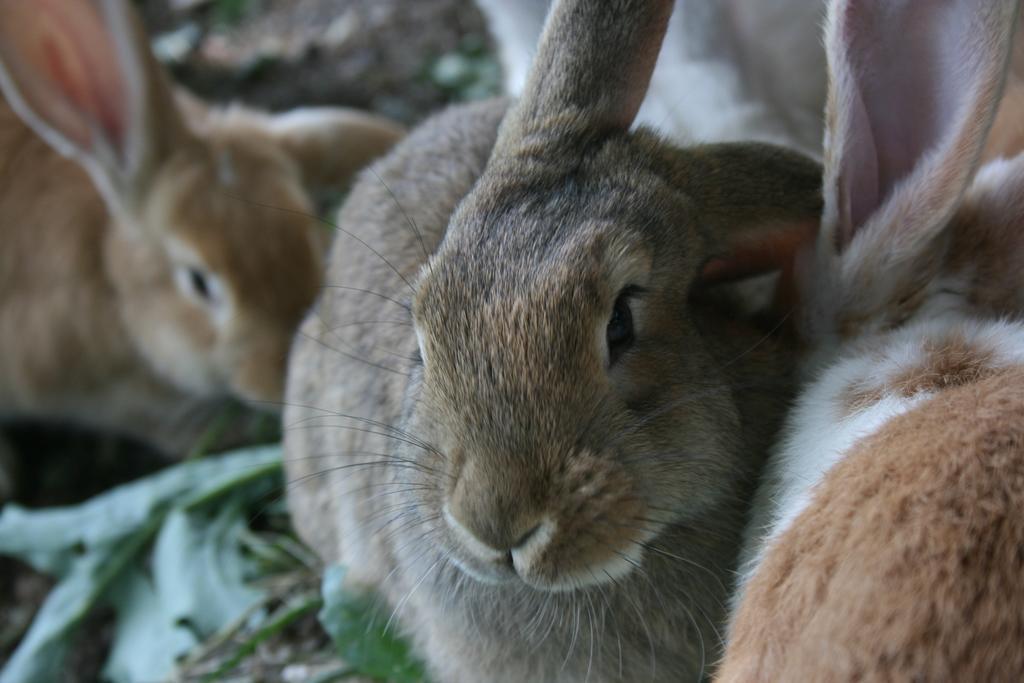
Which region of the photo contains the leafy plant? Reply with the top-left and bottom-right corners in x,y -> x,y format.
0,442 -> 432,682
319,566 -> 428,683
0,447 -> 280,683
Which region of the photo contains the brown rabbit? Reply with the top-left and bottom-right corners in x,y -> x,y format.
0,0 -> 403,455
283,0 -> 824,680
718,0 -> 1024,680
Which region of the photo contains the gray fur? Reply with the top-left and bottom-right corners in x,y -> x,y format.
285,1 -> 821,680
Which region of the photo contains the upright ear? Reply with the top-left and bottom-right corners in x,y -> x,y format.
0,0 -> 190,215
492,0 -> 673,156
821,0 -> 1018,263
266,107 -> 405,190
983,11 -> 1024,162
685,143 -> 822,284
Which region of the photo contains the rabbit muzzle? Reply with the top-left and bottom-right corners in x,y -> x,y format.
442,449 -> 652,592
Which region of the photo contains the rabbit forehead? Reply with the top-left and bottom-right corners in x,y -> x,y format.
145,140 -> 323,319
411,231 -> 629,445
415,207 -> 660,355
458,129 -> 700,241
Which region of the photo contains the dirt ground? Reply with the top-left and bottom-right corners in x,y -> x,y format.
0,1 -> 495,680
142,0 -> 492,122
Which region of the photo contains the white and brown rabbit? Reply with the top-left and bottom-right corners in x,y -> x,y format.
0,0 -> 403,455
719,0 -> 1024,680
283,0 -> 825,680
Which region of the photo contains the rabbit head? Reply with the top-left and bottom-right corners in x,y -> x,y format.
406,0 -> 822,594
0,0 -> 402,406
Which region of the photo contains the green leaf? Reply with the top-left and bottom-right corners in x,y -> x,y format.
0,446 -> 283,683
212,0 -> 257,27
153,501 -> 264,638
0,446 -> 281,577
0,516 -> 159,683
101,566 -> 197,683
318,566 -> 429,683
201,593 -> 322,682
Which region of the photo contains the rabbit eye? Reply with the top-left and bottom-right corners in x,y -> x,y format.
189,268 -> 211,300
175,264 -> 224,309
606,291 -> 636,365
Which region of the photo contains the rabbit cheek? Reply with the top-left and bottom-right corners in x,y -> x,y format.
227,334 -> 289,405
134,298 -> 222,392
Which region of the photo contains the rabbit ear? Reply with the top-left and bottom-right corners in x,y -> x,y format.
0,0 -> 190,216
265,107 -> 404,190
822,0 -> 1019,260
983,12 -> 1024,163
691,143 -> 823,284
493,0 -> 672,154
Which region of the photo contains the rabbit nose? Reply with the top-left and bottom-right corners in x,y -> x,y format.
443,500 -> 542,562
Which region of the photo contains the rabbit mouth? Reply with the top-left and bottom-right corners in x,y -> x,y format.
446,533 -> 650,592
443,504 -> 656,592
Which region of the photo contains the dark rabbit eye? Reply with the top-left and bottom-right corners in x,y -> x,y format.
189,268 -> 211,300
175,264 -> 223,308
606,291 -> 635,364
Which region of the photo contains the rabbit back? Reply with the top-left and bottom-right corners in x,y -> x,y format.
720,367 -> 1024,682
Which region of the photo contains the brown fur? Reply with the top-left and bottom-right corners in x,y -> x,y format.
890,335 -> 999,397
840,333 -> 1000,417
718,368 -> 1024,682
947,159 -> 1024,318
284,0 -> 824,680
0,0 -> 402,452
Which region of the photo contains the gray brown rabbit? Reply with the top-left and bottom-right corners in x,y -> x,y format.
284,0 -> 822,680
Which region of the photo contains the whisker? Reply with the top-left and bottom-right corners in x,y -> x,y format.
370,168 -> 431,260
298,326 -> 411,377
319,284 -> 412,312
384,555 -> 446,636
279,402 -> 442,455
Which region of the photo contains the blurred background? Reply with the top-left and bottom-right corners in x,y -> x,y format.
137,0 -> 499,122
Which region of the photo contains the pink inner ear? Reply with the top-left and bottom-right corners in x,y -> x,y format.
39,22 -> 127,150
1,0 -> 128,155
831,0 -> 1002,248
838,78 -> 879,245
699,218 -> 819,284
